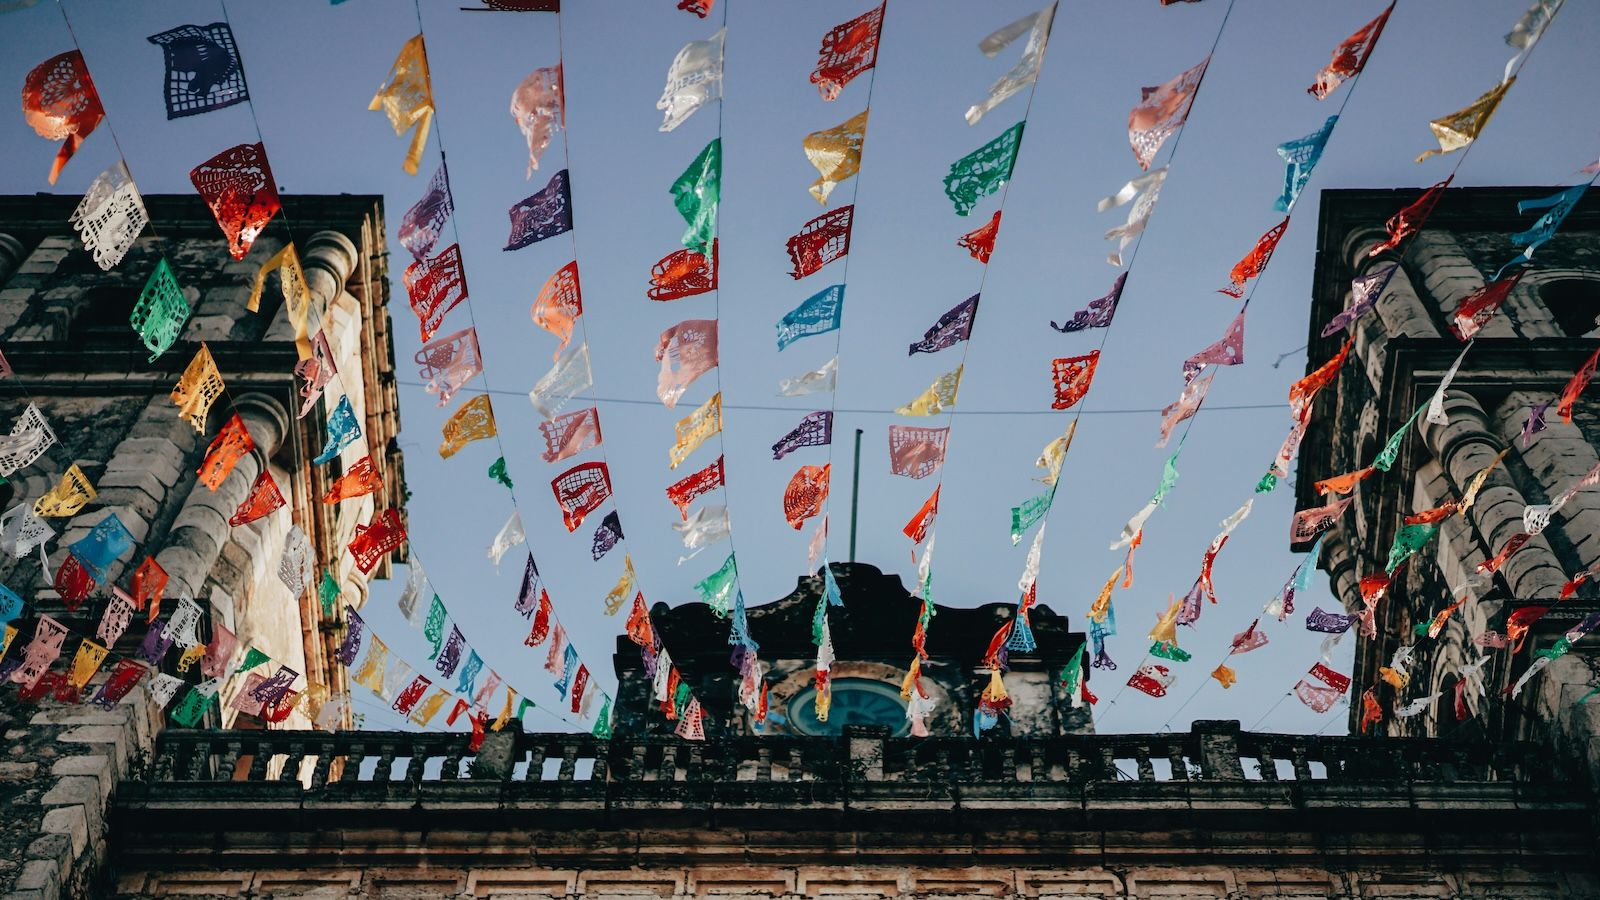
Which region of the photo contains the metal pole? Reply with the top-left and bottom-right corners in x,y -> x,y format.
849,428 -> 863,562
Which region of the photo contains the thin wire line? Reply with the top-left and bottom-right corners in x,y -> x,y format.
395,381 -> 1286,415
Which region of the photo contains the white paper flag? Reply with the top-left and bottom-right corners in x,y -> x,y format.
779,356 -> 837,397
70,161 -> 148,271
529,343 -> 592,420
658,28 -> 725,133
965,2 -> 1057,126
1099,167 -> 1167,266
674,504 -> 730,564
487,511 -> 525,566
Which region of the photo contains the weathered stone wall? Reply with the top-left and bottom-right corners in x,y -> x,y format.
0,194 -> 401,899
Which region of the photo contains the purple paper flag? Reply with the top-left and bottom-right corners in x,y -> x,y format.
591,511 -> 624,561
772,411 -> 834,460
336,606 -> 365,665
1320,263 -> 1396,338
436,625 -> 465,676
1305,606 -> 1355,634
1052,273 -> 1125,334
514,554 -> 541,617
909,294 -> 979,355
400,162 -> 453,261
504,169 -> 573,251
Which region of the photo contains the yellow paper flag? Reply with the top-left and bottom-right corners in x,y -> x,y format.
370,34 -> 435,175
34,464 -> 95,518
803,108 -> 868,204
171,343 -> 224,433
669,392 -> 722,469
439,394 -> 497,459
894,365 -> 962,417
1416,78 -> 1514,162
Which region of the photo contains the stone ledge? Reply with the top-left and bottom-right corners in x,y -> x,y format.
38,805 -> 87,859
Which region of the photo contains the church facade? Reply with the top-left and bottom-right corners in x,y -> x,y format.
1296,185 -> 1600,775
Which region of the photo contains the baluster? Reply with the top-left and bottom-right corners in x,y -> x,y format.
1063,748 -> 1081,782
1257,744 -> 1278,782
311,743 -> 334,788
996,745 -> 1014,781
1028,746 -> 1046,782
153,740 -> 177,782
404,740 -> 428,783
627,743 -> 647,781
559,743 -> 579,781
247,740 -> 271,781
279,741 -> 307,783
788,746 -> 804,782
935,747 -> 952,781
529,742 -> 548,782
756,746 -> 773,781
1167,746 -> 1188,781
215,741 -> 242,782
590,742 -> 609,783
1099,747 -> 1118,780
720,744 -> 738,783
687,745 -> 704,783
441,742 -> 464,780
658,744 -> 678,781
342,742 -> 366,783
1290,746 -> 1312,781
187,739 -> 213,781
1134,748 -> 1155,782
373,741 -> 398,783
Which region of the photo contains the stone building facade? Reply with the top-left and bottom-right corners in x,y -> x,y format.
0,193 -> 403,897
619,563 -> 1090,739
1296,186 -> 1600,773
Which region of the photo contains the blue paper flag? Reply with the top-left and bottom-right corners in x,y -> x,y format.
312,395 -> 361,464
776,285 -> 844,350
1275,115 -> 1337,213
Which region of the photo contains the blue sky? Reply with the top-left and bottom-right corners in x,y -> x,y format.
2,0 -> 1595,735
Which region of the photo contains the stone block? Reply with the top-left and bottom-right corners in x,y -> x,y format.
0,760 -> 38,782
39,804 -> 88,858
106,447 -> 184,489
50,755 -> 114,802
11,860 -> 60,897
95,467 -> 169,502
91,492 -> 159,530
42,775 -> 105,832
186,314 -> 235,342
56,724 -> 131,774
25,833 -> 72,885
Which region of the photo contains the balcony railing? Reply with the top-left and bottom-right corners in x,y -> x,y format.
134,720 -> 1570,791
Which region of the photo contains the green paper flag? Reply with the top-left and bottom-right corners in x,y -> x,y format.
234,645 -> 270,674
1058,644 -> 1084,691
671,138 -> 721,254
318,569 -> 340,617
812,596 -> 828,646
1149,640 -> 1192,662
943,121 -> 1025,216
488,457 -> 514,489
1385,522 -> 1437,574
673,680 -> 692,718
169,686 -> 211,726
591,695 -> 613,738
1255,468 -> 1278,494
1374,404 -> 1426,473
423,595 -> 447,660
1010,493 -> 1051,546
131,258 -> 191,362
1575,686 -> 1600,707
694,553 -> 738,618
1536,637 -> 1573,662
516,697 -> 536,723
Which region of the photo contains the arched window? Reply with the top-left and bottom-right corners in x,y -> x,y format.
1539,278 -> 1600,338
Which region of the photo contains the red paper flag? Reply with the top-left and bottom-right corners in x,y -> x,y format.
1309,3 -> 1395,100
322,455 -> 385,504
957,211 -> 1001,264
347,508 -> 407,574
1220,217 -> 1290,298
648,241 -> 717,301
1557,346 -> 1600,423
189,142 -> 281,260
1050,351 -> 1099,410
903,486 -> 939,543
23,51 -> 104,185
404,244 -> 468,343
197,413 -> 254,491
1367,177 -> 1452,259
666,455 -> 725,519
810,3 -> 885,100
786,207 -> 853,279
54,553 -> 96,612
551,461 -> 611,532
228,470 -> 285,526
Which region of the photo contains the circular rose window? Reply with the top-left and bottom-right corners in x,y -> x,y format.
787,677 -> 910,736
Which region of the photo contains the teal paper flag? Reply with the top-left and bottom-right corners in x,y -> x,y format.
776,285 -> 844,350
943,121 -> 1025,216
1275,115 -> 1337,213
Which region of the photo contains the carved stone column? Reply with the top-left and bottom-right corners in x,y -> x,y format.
154,392 -> 290,598
1420,390 -> 1566,601
0,233 -> 24,284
